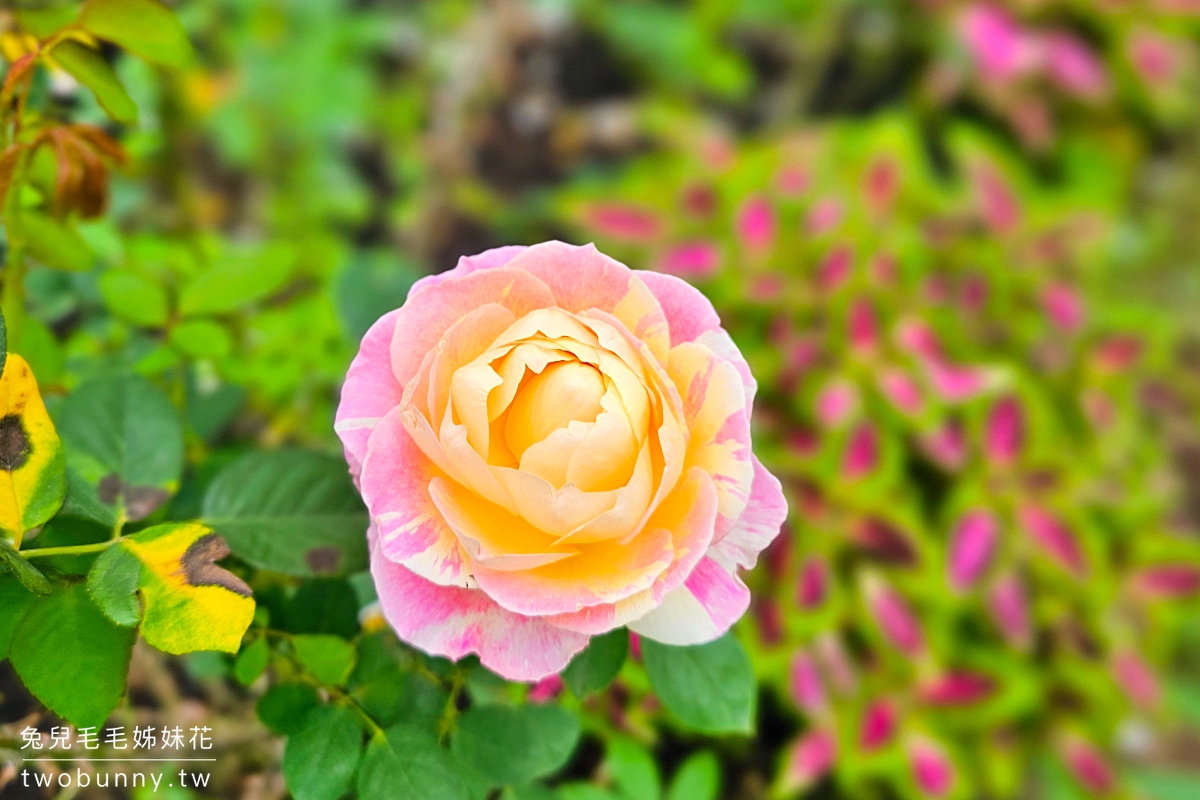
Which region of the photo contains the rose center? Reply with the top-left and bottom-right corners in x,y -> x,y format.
504,359 -> 605,459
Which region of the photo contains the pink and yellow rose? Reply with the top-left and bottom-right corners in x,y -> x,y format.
335,241 -> 787,680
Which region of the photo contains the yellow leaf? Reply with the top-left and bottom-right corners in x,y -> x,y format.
0,354 -> 65,546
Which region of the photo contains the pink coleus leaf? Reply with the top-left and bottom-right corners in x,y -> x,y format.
528,674 -> 564,703
958,3 -> 1038,83
921,419 -> 968,471
1112,649 -> 1162,711
984,395 -> 1024,468
658,241 -> 721,280
865,574 -> 926,658
918,670 -> 996,706
842,422 -> 880,480
1042,281 -> 1086,331
1018,503 -> 1088,577
797,556 -> 830,610
779,728 -> 838,793
816,379 -> 860,428
1130,564 -> 1200,599
852,516 -> 919,567
860,699 -> 898,751
847,296 -> 880,352
584,203 -> 664,241
1060,735 -> 1117,796
1044,32 -> 1110,100
878,368 -> 924,416
907,736 -> 956,798
988,572 -> 1034,651
789,649 -> 828,717
817,243 -> 855,292
947,509 -> 999,591
737,194 -> 776,252
806,197 -> 845,235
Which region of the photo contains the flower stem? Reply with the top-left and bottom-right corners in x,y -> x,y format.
21,540 -> 118,559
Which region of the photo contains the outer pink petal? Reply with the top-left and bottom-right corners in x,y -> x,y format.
335,308 -> 404,480
709,457 -> 787,569
360,408 -> 470,587
503,241 -> 671,363
628,556 -> 751,645
637,270 -> 757,407
371,543 -> 589,682
407,245 -> 529,295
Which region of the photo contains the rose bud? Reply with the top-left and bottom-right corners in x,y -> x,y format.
988,573 -> 1033,651
789,649 -> 828,716
1018,504 -> 1087,578
907,736 -> 956,798
984,396 -> 1023,468
1130,564 -> 1200,599
918,670 -> 996,706
842,422 -> 880,480
737,194 -> 776,253
864,575 -> 925,658
797,556 -> 830,610
778,728 -> 838,794
528,675 -> 564,703
947,509 -> 999,592
1060,735 -> 1116,796
1112,649 -> 1161,712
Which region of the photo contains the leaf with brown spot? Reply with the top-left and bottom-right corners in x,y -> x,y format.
87,523 -> 254,654
0,354 -> 65,546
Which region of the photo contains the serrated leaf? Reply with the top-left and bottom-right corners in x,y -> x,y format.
20,212 -> 94,272
359,725 -> 469,800
0,574 -> 39,657
293,634 -> 357,686
57,373 -> 183,520
0,540 -> 52,595
201,448 -> 368,577
452,704 -> 581,788
257,682 -> 321,735
563,627 -> 628,697
79,0 -> 194,68
641,634 -> 756,735
0,353 -> 65,544
86,541 -> 140,626
88,523 -> 254,654
9,581 -> 135,727
50,40 -> 138,124
282,704 -> 363,800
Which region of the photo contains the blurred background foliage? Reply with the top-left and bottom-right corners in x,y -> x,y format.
4,0 -> 1200,799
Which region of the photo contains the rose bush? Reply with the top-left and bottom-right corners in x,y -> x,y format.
335,241 -> 787,680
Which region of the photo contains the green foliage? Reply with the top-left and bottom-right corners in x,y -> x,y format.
9,582 -> 135,727
282,704 -> 364,800
562,627 -> 628,697
451,704 -> 582,788
359,725 -> 469,800
50,40 -> 138,124
641,635 -> 756,734
201,448 -> 368,576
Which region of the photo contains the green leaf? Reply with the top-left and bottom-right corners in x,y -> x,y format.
57,374 -> 183,520
285,578 -> 360,638
335,250 -> 421,341
60,463 -> 117,527
79,0 -> 194,68
201,448 -> 368,577
665,751 -> 720,800
87,523 -> 255,653
282,704 -> 363,800
0,540 -> 52,595
606,736 -> 659,800
85,541 -> 141,626
169,319 -> 232,359
0,574 -> 38,658
179,243 -> 297,317
20,212 -> 93,272
293,634 -> 357,686
50,40 -> 137,124
257,682 -> 321,735
452,704 -> 581,788
563,628 -> 628,697
641,634 -> 756,735
9,582 -> 136,727
1128,769 -> 1200,800
99,271 -> 168,326
359,724 -> 469,800
234,636 -> 269,685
